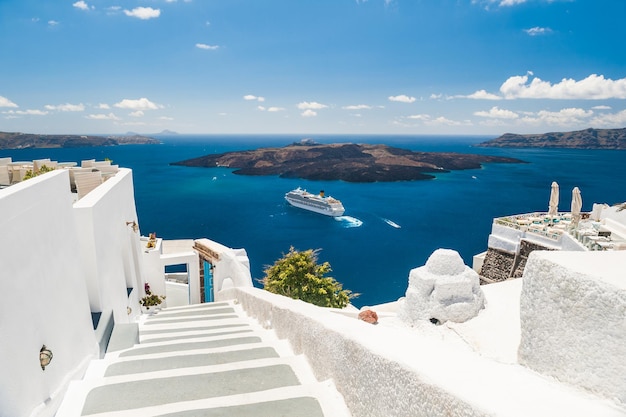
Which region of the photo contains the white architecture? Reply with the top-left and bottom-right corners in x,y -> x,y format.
399,249 -> 485,324
519,250 -> 626,404
1,160 -> 625,417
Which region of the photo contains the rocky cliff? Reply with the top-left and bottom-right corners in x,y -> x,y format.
475,127 -> 626,149
172,142 -> 523,182
0,131 -> 160,149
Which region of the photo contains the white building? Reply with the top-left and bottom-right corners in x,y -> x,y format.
1,161 -> 625,417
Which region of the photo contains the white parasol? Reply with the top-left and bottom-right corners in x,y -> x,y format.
548,181 -> 559,216
571,187 -> 582,225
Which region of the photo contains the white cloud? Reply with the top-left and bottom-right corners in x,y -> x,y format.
129,111 -> 144,117
297,101 -> 328,110
45,103 -> 85,112
473,0 -> 527,7
73,1 -> 90,11
520,107 -> 593,126
244,95 -> 265,102
48,20 -> 60,26
499,0 -> 527,6
123,7 -> 160,20
342,104 -> 372,110
4,109 -> 48,116
85,113 -> 120,120
114,98 -> 162,110
590,109 -> 626,127
301,109 -> 318,117
427,116 -> 463,126
592,105 -> 611,110
0,96 -> 18,108
388,94 -> 416,103
500,73 -> 626,99
525,27 -> 552,36
97,103 -> 110,109
159,116 -> 174,120
402,114 -> 470,127
257,106 -> 285,112
474,106 -> 519,119
196,43 -> 219,50
407,114 -> 431,121
464,89 -> 502,100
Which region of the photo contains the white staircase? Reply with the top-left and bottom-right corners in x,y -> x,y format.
56,301 -> 351,417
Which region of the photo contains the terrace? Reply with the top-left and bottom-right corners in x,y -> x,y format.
494,209 -> 626,251
0,156 -> 119,199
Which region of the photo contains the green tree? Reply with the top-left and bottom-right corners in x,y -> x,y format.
261,247 -> 357,308
23,165 -> 55,180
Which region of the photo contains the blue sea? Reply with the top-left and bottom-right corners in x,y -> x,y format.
3,134 -> 625,307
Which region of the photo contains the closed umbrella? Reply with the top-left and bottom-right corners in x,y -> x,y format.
571,187 -> 582,225
548,181 -> 559,216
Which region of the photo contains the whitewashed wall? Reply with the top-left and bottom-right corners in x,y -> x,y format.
0,171 -> 98,417
217,286 -> 623,417
519,250 -> 626,404
74,168 -> 143,324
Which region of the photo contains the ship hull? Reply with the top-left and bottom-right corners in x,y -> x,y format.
284,188 -> 345,217
285,197 -> 345,217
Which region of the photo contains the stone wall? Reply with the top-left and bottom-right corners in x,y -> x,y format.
479,248 -> 515,284
511,240 -> 554,279
480,240 -> 554,283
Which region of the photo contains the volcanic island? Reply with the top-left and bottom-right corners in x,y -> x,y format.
171,141 -> 524,182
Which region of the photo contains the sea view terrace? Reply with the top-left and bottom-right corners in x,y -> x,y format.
0,156 -> 119,200
494,210 -> 626,250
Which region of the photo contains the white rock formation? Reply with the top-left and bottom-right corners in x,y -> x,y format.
400,249 -> 485,324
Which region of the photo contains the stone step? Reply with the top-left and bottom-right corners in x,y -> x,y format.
57,355 -> 348,417
59,380 -> 349,417
56,301 -> 352,417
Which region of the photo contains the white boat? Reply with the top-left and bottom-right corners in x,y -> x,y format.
285,187 -> 345,217
383,218 -> 401,228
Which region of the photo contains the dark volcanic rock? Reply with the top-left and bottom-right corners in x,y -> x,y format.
475,127 -> 626,149
171,142 -> 523,183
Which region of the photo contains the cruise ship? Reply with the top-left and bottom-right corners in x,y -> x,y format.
285,187 -> 345,217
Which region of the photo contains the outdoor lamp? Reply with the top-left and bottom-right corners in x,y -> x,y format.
39,345 -> 53,370
126,221 -> 139,233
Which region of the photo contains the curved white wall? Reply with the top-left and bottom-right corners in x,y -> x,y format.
0,171 -> 98,417
217,286 -> 623,417
74,168 -> 143,324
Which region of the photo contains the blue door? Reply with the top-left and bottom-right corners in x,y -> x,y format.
203,260 -> 214,302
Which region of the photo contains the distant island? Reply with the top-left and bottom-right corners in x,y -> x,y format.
171,141 -> 523,182
475,127 -> 626,149
0,131 -> 160,149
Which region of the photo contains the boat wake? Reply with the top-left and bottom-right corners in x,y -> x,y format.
382,218 -> 401,228
334,216 -> 363,228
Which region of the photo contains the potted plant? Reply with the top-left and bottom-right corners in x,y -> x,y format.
140,282 -> 165,312
146,232 -> 157,249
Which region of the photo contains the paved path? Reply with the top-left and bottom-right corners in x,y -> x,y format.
57,301 -> 351,417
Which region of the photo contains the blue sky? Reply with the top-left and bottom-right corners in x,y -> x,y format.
1,0 -> 625,135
